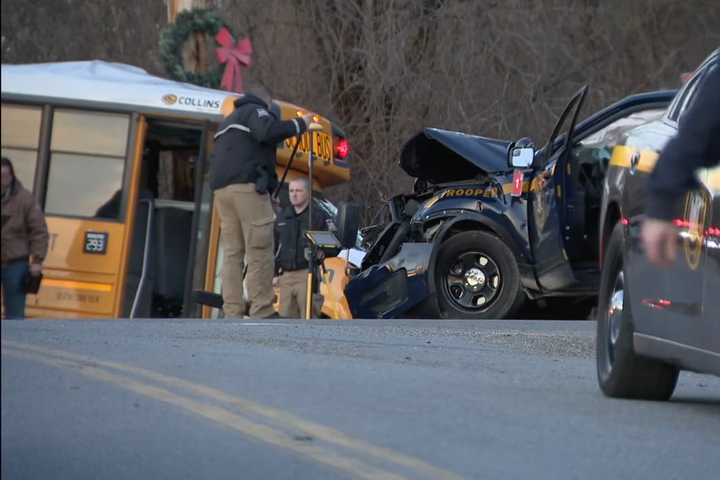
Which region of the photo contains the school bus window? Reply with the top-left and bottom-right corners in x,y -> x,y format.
0,148 -> 37,192
51,109 -> 129,157
45,152 -> 126,218
1,103 -> 42,188
45,110 -> 129,218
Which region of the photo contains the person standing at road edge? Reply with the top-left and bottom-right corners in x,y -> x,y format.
1,156 -> 49,319
274,177 -> 332,318
210,86 -> 315,318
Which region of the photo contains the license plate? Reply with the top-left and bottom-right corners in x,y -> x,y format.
285,131 -> 333,164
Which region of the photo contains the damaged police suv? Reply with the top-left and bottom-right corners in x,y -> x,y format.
344,87 -> 675,319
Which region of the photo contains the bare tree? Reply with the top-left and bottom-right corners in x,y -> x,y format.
3,0 -> 719,220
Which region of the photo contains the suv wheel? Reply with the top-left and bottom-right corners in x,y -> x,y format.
596,223 -> 679,400
435,231 -> 525,319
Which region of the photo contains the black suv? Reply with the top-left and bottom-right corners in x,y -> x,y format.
595,50 -> 720,400
345,88 -> 676,319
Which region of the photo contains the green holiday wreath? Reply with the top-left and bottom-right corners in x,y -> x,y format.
159,8 -> 231,88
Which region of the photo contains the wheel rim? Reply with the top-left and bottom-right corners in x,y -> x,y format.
442,251 -> 502,312
606,270 -> 624,368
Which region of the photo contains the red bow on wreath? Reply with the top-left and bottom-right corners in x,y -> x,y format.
215,27 -> 252,93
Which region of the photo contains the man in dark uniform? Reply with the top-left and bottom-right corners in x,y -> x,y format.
211,86 -> 315,318
274,177 -> 332,318
642,62 -> 720,266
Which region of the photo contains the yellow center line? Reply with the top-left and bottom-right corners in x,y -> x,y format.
2,341 -> 462,480
2,346 -> 407,480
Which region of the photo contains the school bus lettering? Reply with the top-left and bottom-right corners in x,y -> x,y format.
315,132 -> 332,164
285,133 -> 311,152
285,130 -> 333,164
177,96 -> 221,109
56,291 -> 101,304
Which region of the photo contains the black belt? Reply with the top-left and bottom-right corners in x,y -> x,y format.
1,256 -> 29,266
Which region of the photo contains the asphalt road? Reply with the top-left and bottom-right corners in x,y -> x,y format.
2,319 -> 718,480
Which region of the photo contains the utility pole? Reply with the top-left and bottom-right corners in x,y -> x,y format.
167,0 -> 214,22
166,0 -> 219,76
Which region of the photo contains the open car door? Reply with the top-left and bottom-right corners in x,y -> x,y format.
527,85 -> 588,291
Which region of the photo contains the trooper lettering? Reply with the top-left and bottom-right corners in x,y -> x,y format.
443,187 -> 491,198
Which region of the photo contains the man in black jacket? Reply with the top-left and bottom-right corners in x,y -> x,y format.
642,62 -> 720,267
211,86 -> 315,318
274,177 -> 332,318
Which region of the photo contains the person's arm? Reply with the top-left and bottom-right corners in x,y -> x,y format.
647,66 -> 720,220
246,107 -> 309,145
25,196 -> 49,272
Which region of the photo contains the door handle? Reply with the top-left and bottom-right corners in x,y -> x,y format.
630,151 -> 641,174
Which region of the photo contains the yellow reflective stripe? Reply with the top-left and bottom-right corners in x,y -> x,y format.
501,180 -> 532,194
609,145 -> 659,173
42,279 -> 113,292
637,150 -> 659,173
610,145 -> 633,168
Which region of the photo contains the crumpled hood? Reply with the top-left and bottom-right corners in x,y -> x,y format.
400,128 -> 512,183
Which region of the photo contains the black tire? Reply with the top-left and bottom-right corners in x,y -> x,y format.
434,231 -> 525,319
596,223 -> 679,400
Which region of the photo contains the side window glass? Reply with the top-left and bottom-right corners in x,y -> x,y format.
1,103 -> 42,189
680,64 -> 718,121
667,76 -> 699,123
677,78 -> 702,120
668,63 -> 716,123
572,108 -> 665,174
45,109 -> 130,218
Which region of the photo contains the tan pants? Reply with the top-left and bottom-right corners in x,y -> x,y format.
214,183 -> 275,318
277,269 -> 309,319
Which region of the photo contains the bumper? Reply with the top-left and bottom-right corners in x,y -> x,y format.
345,243 -> 434,318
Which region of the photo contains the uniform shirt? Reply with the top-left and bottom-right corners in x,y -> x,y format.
210,94 -> 307,192
275,203 -> 332,273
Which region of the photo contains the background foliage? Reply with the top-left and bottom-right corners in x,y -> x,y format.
3,0 -> 719,219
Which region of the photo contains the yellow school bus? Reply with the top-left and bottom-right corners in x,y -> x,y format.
1,61 -> 350,319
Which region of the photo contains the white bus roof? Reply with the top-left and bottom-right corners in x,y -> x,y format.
1,60 -> 235,119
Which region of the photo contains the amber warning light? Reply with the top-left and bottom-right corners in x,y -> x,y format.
297,111 -> 320,122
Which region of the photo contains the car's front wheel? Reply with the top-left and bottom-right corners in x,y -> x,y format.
596,223 -> 679,400
434,231 -> 525,319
